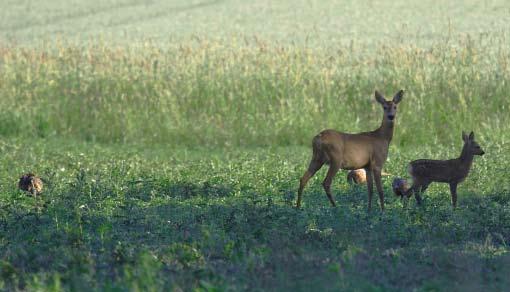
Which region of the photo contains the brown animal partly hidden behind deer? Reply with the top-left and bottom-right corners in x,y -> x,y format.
347,169 -> 391,185
405,131 -> 485,208
346,169 -> 367,184
297,90 -> 404,211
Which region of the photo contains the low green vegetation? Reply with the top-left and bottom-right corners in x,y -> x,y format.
1,0 -> 510,290
0,139 -> 509,290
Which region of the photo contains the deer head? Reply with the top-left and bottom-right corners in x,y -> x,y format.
375,90 -> 404,122
462,131 -> 485,156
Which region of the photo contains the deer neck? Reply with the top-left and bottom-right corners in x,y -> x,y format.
376,117 -> 394,142
458,144 -> 474,171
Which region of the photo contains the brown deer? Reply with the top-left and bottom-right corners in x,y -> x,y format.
405,131 -> 485,208
296,90 -> 404,211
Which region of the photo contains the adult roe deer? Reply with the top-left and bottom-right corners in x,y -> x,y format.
405,131 -> 485,208
296,90 -> 404,211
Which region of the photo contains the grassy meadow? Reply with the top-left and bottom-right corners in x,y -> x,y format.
1,0 -> 510,291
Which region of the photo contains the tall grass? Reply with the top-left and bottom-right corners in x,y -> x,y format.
1,35 -> 509,147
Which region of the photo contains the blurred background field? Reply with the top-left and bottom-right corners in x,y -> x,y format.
1,0 -> 510,290
1,0 -> 509,47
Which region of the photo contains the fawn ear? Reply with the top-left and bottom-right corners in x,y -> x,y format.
462,131 -> 468,142
375,91 -> 386,104
469,131 -> 475,140
392,90 -> 404,104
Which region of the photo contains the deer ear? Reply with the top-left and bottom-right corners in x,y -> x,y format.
375,91 -> 386,104
462,131 -> 468,142
469,131 -> 474,140
393,90 -> 404,104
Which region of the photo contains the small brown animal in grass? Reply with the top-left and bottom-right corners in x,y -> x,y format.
297,90 -> 404,211
18,173 -> 43,197
347,169 -> 367,184
392,178 -> 409,198
405,131 -> 485,208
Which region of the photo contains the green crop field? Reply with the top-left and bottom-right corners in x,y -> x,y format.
1,0 -> 510,291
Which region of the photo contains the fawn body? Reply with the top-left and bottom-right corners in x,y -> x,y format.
405,131 -> 484,207
297,90 -> 404,211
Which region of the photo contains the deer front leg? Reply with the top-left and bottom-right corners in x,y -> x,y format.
373,168 -> 385,211
365,168 -> 374,211
449,182 -> 458,208
322,164 -> 340,207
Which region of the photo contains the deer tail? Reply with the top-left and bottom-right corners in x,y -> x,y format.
407,164 -> 414,177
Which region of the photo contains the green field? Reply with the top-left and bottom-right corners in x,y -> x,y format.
1,0 -> 510,291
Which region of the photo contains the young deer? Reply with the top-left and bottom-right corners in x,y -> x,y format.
297,90 -> 404,211
405,131 -> 485,208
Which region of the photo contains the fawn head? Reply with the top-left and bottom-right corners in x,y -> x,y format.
462,131 -> 485,156
375,90 -> 404,122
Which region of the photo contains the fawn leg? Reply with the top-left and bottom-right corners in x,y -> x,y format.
297,159 -> 324,208
406,183 -> 423,205
373,168 -> 385,211
420,182 -> 430,194
449,183 -> 458,208
365,168 -> 374,211
322,164 -> 340,207
414,186 -> 424,206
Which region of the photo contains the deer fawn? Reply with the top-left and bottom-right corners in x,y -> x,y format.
405,131 -> 485,208
297,90 -> 404,211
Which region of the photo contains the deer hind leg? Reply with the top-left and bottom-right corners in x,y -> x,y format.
415,180 -> 432,205
322,163 -> 340,207
405,175 -> 428,206
411,184 -> 424,205
373,168 -> 385,211
296,159 -> 324,208
420,182 -> 431,194
365,168 -> 374,211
